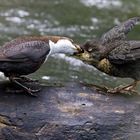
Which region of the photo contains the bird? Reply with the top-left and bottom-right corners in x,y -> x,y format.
78,17 -> 140,94
0,36 -> 82,96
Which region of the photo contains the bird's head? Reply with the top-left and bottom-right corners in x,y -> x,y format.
81,39 -> 103,60
75,39 -> 103,66
48,36 -> 83,55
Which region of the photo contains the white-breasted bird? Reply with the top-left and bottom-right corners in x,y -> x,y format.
0,36 -> 83,95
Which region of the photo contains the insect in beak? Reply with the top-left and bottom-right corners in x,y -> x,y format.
74,44 -> 84,54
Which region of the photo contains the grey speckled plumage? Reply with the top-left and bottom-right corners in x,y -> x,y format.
100,17 -> 140,60
80,17 -> 140,93
101,17 -> 140,45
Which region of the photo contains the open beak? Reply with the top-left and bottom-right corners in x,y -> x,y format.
74,44 -> 84,54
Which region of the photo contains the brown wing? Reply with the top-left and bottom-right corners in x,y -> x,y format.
0,39 -> 50,62
101,17 -> 140,45
108,40 -> 140,64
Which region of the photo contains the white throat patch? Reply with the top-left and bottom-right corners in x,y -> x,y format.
48,39 -> 77,55
44,39 -> 77,63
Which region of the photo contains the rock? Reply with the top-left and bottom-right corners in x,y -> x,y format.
0,81 -> 139,140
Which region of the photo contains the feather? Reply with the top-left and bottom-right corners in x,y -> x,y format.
108,40 -> 140,64
101,17 -> 140,45
0,40 -> 50,63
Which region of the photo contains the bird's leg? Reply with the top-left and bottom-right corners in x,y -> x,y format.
19,76 -> 38,83
108,80 -> 138,94
8,76 -> 40,96
81,81 -> 139,95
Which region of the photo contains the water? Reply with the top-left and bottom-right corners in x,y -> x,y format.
0,0 -> 140,89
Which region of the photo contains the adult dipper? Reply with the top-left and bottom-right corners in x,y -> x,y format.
78,17 -> 140,94
0,36 -> 82,95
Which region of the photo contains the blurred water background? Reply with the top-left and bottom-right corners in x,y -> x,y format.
0,0 -> 140,89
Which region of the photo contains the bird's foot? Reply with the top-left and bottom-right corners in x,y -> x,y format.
107,85 -> 138,95
20,76 -> 38,83
81,82 -> 139,95
9,77 -> 41,96
25,88 -> 41,97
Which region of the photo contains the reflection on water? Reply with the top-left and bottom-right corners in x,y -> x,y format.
80,0 -> 122,8
0,0 -> 139,89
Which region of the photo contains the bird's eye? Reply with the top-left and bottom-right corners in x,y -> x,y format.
88,47 -> 93,52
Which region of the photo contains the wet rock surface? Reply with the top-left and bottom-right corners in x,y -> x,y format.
0,81 -> 139,140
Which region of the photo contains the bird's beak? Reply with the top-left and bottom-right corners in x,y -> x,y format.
74,44 -> 84,55
74,50 -> 92,61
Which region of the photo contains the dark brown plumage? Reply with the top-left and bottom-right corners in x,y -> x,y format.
0,36 -> 81,95
79,17 -> 140,94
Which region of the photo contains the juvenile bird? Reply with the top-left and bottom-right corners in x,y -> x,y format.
0,36 -> 82,95
79,17 -> 140,94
